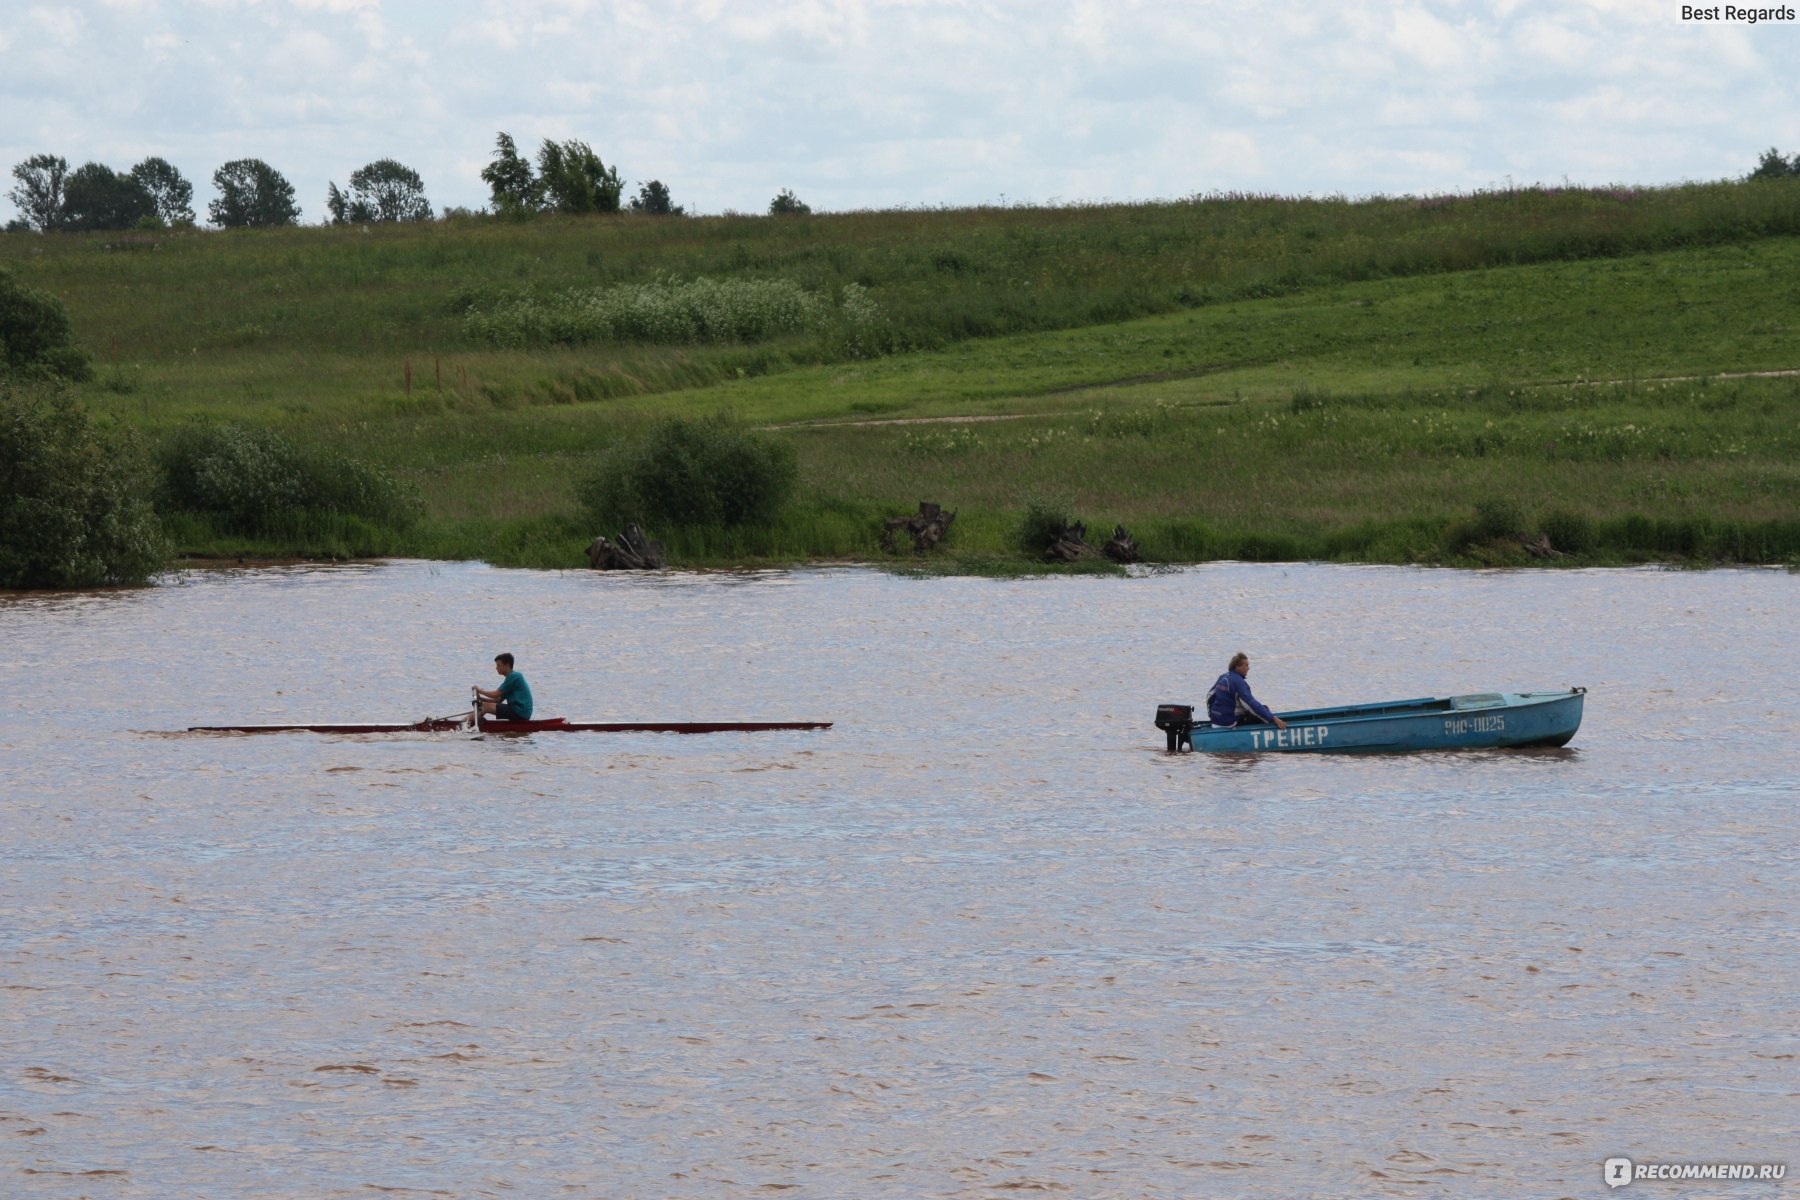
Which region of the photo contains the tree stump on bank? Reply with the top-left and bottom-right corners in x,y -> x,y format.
1519,532 -> 1564,559
1044,521 -> 1094,562
1102,525 -> 1140,564
882,502 -> 956,554
585,524 -> 666,570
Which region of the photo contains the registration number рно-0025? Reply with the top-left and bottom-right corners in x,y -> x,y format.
1443,715 -> 1506,735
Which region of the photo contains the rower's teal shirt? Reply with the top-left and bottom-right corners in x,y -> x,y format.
496,670 -> 533,718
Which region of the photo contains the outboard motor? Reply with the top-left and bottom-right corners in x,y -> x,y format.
1154,703 -> 1194,752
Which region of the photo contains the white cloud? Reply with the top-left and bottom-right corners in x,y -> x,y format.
1388,5 -> 1470,70
289,0 -> 379,12
3,0 -> 1798,224
30,5 -> 89,44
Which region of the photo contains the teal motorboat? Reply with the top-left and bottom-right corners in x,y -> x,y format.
1154,688 -> 1585,753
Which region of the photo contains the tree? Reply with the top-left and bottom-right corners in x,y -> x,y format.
768,188 -> 811,216
129,157 -> 195,226
536,139 -> 623,214
1749,147 -> 1800,180
326,158 -> 432,224
628,180 -> 684,216
209,159 -> 300,228
0,388 -> 168,588
6,155 -> 69,232
62,162 -> 156,231
480,132 -> 537,214
0,268 -> 91,380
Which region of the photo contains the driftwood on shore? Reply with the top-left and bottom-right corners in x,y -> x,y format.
585,524 -> 666,570
1044,520 -> 1093,562
1043,521 -> 1139,564
882,502 -> 956,554
1102,525 -> 1140,564
1519,532 -> 1564,559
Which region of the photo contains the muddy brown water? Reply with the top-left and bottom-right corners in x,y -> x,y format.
2,561 -> 1794,1198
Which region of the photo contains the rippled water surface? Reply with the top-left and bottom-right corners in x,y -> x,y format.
2,561 -> 1795,1198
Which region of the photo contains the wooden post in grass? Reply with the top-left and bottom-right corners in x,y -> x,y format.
404,360 -> 411,395
435,356 -> 441,388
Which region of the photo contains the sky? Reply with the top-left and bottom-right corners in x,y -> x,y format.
3,0 -> 1798,224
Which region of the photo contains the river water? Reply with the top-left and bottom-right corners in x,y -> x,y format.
1,561 -> 1794,1198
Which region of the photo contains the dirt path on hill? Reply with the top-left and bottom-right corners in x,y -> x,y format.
770,367 -> 1800,431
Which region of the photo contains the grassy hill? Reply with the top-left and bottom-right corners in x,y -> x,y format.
4,179 -> 1798,568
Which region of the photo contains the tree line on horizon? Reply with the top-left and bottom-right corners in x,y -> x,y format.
4,135 -> 814,234
8,141 -> 1794,236
1749,147 -> 1800,180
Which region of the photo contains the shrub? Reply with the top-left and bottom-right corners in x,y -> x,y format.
1539,508 -> 1595,554
0,388 -> 168,587
1444,496 -> 1528,555
0,268 -> 92,381
579,415 -> 797,529
1472,497 -> 1526,541
159,423 -> 417,533
1014,497 -> 1076,556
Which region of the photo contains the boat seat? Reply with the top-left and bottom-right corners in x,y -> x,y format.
1449,693 -> 1506,710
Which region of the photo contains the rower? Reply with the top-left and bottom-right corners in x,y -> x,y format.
1207,652 -> 1287,730
474,652 -> 534,721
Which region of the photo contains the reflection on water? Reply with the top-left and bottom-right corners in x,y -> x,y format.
2,561 -> 1795,1198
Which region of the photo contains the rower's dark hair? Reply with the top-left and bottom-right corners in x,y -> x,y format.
1229,651 -> 1248,671
495,652 -> 514,668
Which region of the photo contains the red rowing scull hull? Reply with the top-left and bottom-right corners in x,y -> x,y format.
187,718 -> 832,735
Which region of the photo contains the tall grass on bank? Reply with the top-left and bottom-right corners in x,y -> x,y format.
462,276 -> 885,351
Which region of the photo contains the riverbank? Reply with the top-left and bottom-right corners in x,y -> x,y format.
7,185 -> 1798,571
156,244 -> 1800,571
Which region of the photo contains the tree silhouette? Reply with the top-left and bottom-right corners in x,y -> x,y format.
1749,147 -> 1799,180
481,133 -> 537,214
6,155 -> 70,232
327,159 -> 432,223
536,139 -> 623,214
209,159 -> 300,228
129,157 -> 195,226
62,163 -> 155,231
628,180 -> 684,216
768,188 -> 811,216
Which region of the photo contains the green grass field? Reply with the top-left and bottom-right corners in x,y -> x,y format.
4,179 -> 1799,569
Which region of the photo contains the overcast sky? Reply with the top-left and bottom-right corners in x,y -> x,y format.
4,0 -> 1797,224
